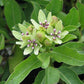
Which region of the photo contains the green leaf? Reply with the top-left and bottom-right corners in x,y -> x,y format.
50,45 -> 84,66
0,81 -> 5,84
77,2 -> 84,28
69,66 -> 84,75
58,66 -> 83,84
4,0 -> 21,30
12,30 -> 22,40
62,34 -> 77,43
5,54 -> 41,84
46,0 -> 63,15
0,55 -> 3,64
31,1 -> 41,22
0,34 -> 5,50
38,10 -> 46,23
0,67 -> 4,74
64,25 -> 79,32
45,67 -> 60,84
34,70 -> 45,84
64,7 -> 79,26
8,46 -> 23,73
57,11 -> 66,22
37,53 -> 50,68
63,42 -> 84,54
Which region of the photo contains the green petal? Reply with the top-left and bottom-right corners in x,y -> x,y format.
45,35 -> 53,41
31,19 -> 40,29
12,30 -> 22,40
55,20 -> 63,33
20,42 -> 28,48
22,35 -> 30,41
18,23 -> 27,34
38,10 -> 46,23
54,38 -> 62,44
47,12 -> 52,23
23,47 -> 32,55
47,26 -> 53,34
34,46 -> 40,55
59,31 -> 69,39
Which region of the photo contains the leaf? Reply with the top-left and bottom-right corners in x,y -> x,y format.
34,70 -> 45,84
37,53 -> 50,68
38,10 -> 46,23
57,11 -> 66,22
5,54 -> 41,84
8,46 -> 23,73
4,0 -> 21,30
0,81 -> 5,84
0,55 -> 3,64
58,66 -> 83,84
12,30 -> 22,40
64,25 -> 79,32
62,34 -> 77,43
31,1 -> 41,22
63,42 -> 84,54
50,45 -> 84,66
0,67 -> 4,74
0,34 -> 5,50
46,0 -> 63,15
69,66 -> 84,75
45,67 -> 60,84
77,2 -> 84,28
64,7 -> 79,26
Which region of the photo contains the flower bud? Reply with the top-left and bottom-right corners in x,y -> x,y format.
27,25 -> 33,32
36,31 -> 45,42
44,39 -> 52,46
51,16 -> 58,26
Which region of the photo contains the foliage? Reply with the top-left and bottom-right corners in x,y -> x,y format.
0,0 -> 84,84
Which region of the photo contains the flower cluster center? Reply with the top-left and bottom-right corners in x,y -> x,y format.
50,29 -> 61,40
27,39 -> 38,49
39,20 -> 49,29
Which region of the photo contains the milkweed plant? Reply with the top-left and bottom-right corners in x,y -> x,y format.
2,0 -> 84,84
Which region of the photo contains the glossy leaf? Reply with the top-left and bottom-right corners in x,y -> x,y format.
64,25 -> 79,32
37,53 -> 50,68
4,0 -> 21,30
5,54 -> 41,84
31,1 -> 41,22
77,2 -> 84,28
58,66 -> 83,84
64,7 -> 79,26
50,45 -> 84,66
45,67 -> 60,84
62,34 -> 77,43
34,70 -> 45,84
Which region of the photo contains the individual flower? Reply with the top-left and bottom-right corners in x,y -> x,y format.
30,9 -> 52,30
46,20 -> 69,44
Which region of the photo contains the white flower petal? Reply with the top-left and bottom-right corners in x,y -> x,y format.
54,38 -> 62,44
34,46 -> 40,55
23,47 -> 32,55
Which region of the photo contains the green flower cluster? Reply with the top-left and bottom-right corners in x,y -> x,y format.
12,10 -> 69,55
